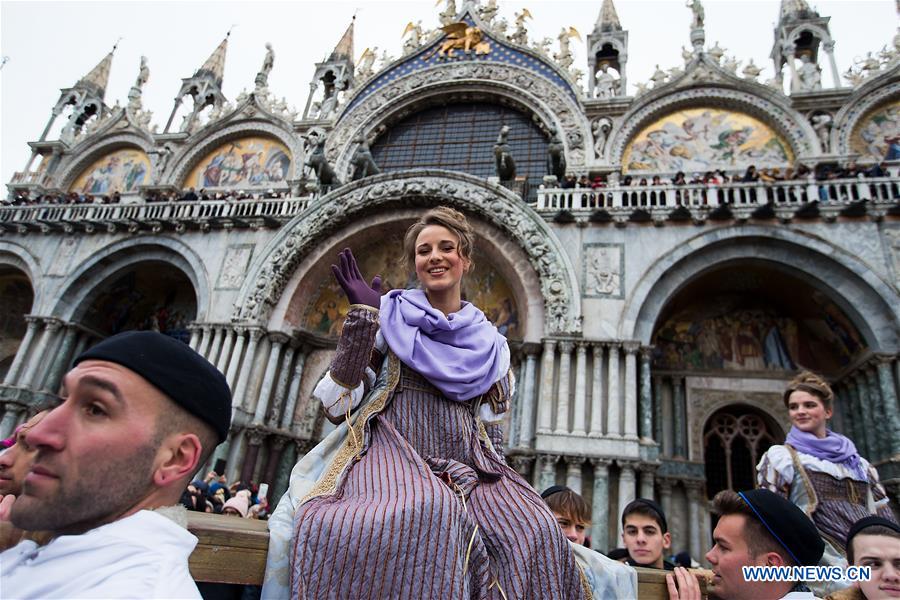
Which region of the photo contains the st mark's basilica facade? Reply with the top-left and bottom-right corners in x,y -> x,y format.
2,0 -> 900,557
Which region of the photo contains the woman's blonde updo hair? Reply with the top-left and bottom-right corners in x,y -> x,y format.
783,370 -> 834,410
403,206 -> 475,272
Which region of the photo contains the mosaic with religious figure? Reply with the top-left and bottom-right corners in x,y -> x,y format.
70,148 -> 151,194
184,136 -> 291,189
304,235 -> 520,339
851,100 -> 900,161
622,108 -> 792,174
652,292 -> 863,375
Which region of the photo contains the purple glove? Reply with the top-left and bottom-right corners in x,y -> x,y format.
331,248 -> 382,309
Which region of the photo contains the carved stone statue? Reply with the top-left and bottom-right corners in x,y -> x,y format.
493,125 -> 516,182
356,48 -> 377,80
554,27 -> 576,71
135,56 -> 150,90
707,41 -> 724,64
479,0 -> 498,24
547,127 -> 566,180
595,63 -> 617,99
686,0 -> 705,28
722,56 -> 739,74
682,46 -> 694,64
650,64 -> 668,88
795,53 -> 822,92
811,113 -> 833,153
255,43 -> 275,90
402,21 -> 424,55
534,37 -> 553,56
149,145 -> 173,184
439,0 -> 457,25
127,56 -> 150,112
493,17 -> 509,39
350,134 -> 381,181
592,118 -> 612,159
843,67 -> 866,87
305,132 -> 341,187
742,59 -> 762,80
511,9 -> 531,45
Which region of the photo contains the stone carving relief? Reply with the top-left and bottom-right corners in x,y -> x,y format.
217,244 -> 255,289
584,243 -> 623,298
328,62 -> 588,176
234,173 -> 581,335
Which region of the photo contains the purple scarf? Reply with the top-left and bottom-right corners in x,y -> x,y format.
786,426 -> 868,480
379,289 -> 506,402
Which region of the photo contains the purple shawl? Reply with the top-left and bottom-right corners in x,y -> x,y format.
786,426 -> 868,480
379,289 -> 506,402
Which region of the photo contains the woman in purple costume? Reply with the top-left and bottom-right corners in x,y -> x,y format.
263,207 -> 588,599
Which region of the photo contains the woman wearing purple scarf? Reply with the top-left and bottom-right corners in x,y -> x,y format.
263,207 -> 588,599
757,371 -> 897,595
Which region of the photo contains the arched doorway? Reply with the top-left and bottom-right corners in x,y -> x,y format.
0,268 -> 34,380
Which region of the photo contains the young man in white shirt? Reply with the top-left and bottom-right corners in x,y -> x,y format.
0,331 -> 231,599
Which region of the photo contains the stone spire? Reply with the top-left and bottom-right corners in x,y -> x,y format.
195,33 -> 229,87
780,0 -> 816,19
329,16 -> 355,63
77,46 -> 116,98
771,0 -> 837,91
596,0 -> 622,32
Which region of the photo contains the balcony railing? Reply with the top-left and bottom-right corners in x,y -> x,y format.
535,177 -> 900,222
0,197 -> 311,232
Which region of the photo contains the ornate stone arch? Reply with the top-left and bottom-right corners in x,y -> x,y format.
0,241 -> 42,310
233,169 -> 582,336
696,401 -> 785,467
832,66 -> 900,156
328,62 -> 591,177
622,226 -> 900,351
608,85 -> 818,165
50,236 -> 211,323
787,23 -> 833,46
168,118 -> 302,188
56,132 -> 155,192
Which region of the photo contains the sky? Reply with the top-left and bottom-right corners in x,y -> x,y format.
1,0 -> 896,186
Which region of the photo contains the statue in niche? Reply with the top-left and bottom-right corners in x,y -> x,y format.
255,43 -> 275,90
592,117 -> 612,159
686,0 -> 705,29
811,113 -> 833,153
493,125 -> 516,182
595,63 -> 618,99
511,9 -> 531,45
350,134 -> 381,181
304,132 -> 341,187
795,53 -> 822,92
547,127 -> 566,180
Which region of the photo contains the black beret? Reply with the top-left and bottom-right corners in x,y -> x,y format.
541,485 -> 573,499
622,498 -> 669,533
846,516 -> 900,556
738,489 -> 825,566
74,331 -> 232,442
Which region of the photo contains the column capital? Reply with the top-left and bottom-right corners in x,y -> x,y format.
590,457 -> 613,470
268,332 -> 290,345
670,375 -> 685,386
246,427 -> 268,446
636,461 -> 660,475
575,341 -> 588,353
684,480 -> 705,495
617,459 -> 639,472
294,438 -> 315,454
873,353 -> 898,366
24,315 -> 42,326
823,40 -> 836,52
558,339 -> 575,353
563,454 -> 585,466
606,341 -> 622,350
269,434 -> 290,451
622,341 -> 641,354
657,477 -> 675,492
233,325 -> 249,335
542,339 -> 557,351
520,342 -> 542,357
639,345 -> 655,359
247,327 -> 266,341
44,318 -> 64,332
540,453 -> 562,465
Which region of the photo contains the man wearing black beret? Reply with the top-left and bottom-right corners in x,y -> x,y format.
666,488 -> 826,600
830,516 -> 900,600
0,331 -> 232,598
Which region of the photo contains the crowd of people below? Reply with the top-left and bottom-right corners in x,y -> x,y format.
2,187 -> 289,207
179,471 -> 268,520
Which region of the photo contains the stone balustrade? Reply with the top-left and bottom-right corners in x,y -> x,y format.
535,176 -> 900,223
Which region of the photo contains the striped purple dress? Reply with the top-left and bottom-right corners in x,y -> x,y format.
289,308 -> 586,599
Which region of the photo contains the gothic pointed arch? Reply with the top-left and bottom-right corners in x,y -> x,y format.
233,170 -> 582,336
832,64 -> 900,159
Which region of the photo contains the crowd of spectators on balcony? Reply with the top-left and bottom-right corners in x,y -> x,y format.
144,188 -> 288,203
4,190 -> 122,206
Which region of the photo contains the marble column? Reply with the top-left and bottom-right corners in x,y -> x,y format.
658,478 -> 674,527
240,428 -> 267,484
685,482 -> 703,563
42,323 -> 78,392
253,334 -> 288,424
672,377 -> 686,458
591,458 -> 612,551
509,455 -> 534,481
639,464 -> 656,500
616,461 -> 637,541
0,407 -> 22,439
188,326 -> 201,351
876,358 -> 900,458
589,344 -> 605,437
197,325 -> 213,357
3,316 -> 40,385
224,327 -> 247,391
225,429 -> 245,484
823,40 -> 841,89
785,48 -> 800,93
517,345 -> 539,448
653,376 -> 664,447
607,344 -> 621,437
572,343 -> 588,436
847,377 -> 869,458
537,340 -> 556,434
20,319 -> 61,390
835,383 -> 855,443
855,371 -> 878,462
215,329 -> 236,374
539,454 -> 558,491
865,367 -> 888,461
565,455 -> 583,493
280,348 -> 308,430
233,328 -> 265,411
623,342 -> 639,440
71,331 -> 92,361
554,341 -> 574,434
268,344 -> 297,427
639,347 -> 654,443
205,327 -> 224,366
263,435 -> 288,486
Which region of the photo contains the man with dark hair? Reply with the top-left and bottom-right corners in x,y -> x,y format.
621,498 -> 674,570
541,485 -> 592,547
829,516 -> 900,600
0,331 -> 231,598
